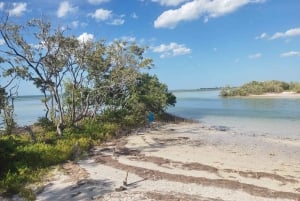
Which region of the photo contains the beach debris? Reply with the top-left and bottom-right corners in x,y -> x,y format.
123,170 -> 129,186
71,191 -> 81,197
115,186 -> 127,192
211,125 -> 230,131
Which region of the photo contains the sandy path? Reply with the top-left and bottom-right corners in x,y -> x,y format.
36,123 -> 300,201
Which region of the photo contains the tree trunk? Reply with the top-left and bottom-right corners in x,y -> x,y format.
56,121 -> 63,137
51,86 -> 64,137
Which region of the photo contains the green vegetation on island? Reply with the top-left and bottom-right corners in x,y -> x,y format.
0,17 -> 176,199
220,80 -> 300,97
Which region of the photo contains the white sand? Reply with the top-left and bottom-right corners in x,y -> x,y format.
36,122 -> 300,201
248,91 -> 300,98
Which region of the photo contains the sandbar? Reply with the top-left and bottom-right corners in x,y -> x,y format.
248,92 -> 300,98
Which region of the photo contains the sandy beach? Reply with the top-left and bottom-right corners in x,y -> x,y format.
248,92 -> 300,98
35,122 -> 300,201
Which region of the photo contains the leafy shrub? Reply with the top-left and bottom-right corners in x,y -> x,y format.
82,119 -> 119,140
0,131 -> 93,197
290,82 -> 300,93
35,117 -> 56,132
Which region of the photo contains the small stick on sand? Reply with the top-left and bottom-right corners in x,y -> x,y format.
123,170 -> 129,186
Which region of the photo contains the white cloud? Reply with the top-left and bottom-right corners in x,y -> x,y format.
280,51 -> 300,58
152,42 -> 191,58
0,38 -> 5,46
0,2 -> 4,10
88,8 -> 112,21
57,1 -> 78,18
257,28 -> 300,40
154,0 -> 266,29
151,0 -> 189,6
87,0 -> 110,5
248,53 -> 262,59
270,28 -> 300,40
109,18 -> 125,26
255,32 -> 267,40
77,32 -> 94,43
8,2 -> 27,17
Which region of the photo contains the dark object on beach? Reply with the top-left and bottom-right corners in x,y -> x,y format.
212,125 -> 230,132
115,186 -> 127,192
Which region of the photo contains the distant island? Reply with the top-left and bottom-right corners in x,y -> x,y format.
220,80 -> 300,97
171,87 -> 222,92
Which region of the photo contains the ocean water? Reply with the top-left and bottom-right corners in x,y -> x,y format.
1,91 -> 300,139
167,90 -> 300,139
0,95 -> 44,128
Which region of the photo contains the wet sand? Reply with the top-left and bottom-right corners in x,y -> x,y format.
36,122 -> 300,201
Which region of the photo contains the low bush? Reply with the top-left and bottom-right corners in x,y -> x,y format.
0,130 -> 93,198
35,117 -> 56,132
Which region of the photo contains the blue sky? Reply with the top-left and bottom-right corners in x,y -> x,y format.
0,0 -> 300,94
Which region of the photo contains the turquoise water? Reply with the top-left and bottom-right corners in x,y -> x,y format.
168,90 -> 300,138
1,91 -> 300,139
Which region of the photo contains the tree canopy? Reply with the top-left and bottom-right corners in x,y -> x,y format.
0,17 -> 175,136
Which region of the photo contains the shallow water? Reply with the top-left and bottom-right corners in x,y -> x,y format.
168,90 -> 300,139
1,91 -> 300,139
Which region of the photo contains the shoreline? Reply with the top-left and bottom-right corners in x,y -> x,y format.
248,92 -> 300,98
35,122 -> 300,201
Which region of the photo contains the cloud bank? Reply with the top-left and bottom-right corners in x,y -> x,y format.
154,0 -> 266,29
280,51 -> 300,58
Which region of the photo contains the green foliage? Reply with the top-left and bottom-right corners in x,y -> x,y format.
220,80 -> 299,97
35,117 -> 56,132
0,131 -> 92,198
124,73 -> 176,123
80,119 -> 119,140
0,87 -> 17,135
290,82 -> 300,93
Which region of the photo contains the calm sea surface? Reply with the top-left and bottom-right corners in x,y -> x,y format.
1,91 -> 300,138
0,95 -> 44,128
168,90 -> 300,138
